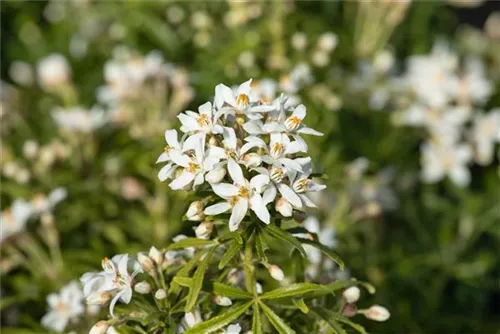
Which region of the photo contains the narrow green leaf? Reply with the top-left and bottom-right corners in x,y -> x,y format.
292,299 -> 309,314
213,282 -> 253,299
167,237 -> 217,250
260,283 -> 329,300
297,238 -> 344,270
219,240 -> 242,269
255,232 -> 269,262
184,301 -> 253,334
312,308 -> 367,334
252,303 -> 263,334
259,301 -> 296,334
185,247 -> 216,312
173,276 -> 193,288
265,224 -> 307,257
169,251 -> 205,297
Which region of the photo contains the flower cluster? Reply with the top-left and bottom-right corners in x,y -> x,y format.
157,79 -> 325,231
394,42 -> 498,187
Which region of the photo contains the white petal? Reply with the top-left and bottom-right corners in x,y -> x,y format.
169,171 -> 195,190
249,194 -> 270,224
262,122 -> 286,133
158,164 -> 176,181
291,135 -> 308,152
228,159 -> 245,185
156,152 -> 169,164
277,183 -> 302,208
292,104 -> 306,120
193,173 -> 205,187
178,113 -> 199,131
229,198 -> 248,231
211,183 -> 239,198
223,127 -> 237,150
198,101 -> 212,116
169,151 -> 191,168
262,185 -> 277,205
204,202 -> 231,215
215,84 -> 236,109
250,174 -> 269,194
183,133 -> 204,152
298,126 -> 323,136
237,79 -> 252,96
243,121 -> 264,135
279,158 -> 303,172
165,129 -> 179,147
449,166 -> 470,187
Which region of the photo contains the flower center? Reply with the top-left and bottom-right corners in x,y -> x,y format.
293,178 -> 309,193
102,257 -> 115,273
285,116 -> 302,131
229,196 -> 240,206
238,186 -> 249,198
271,143 -> 285,157
197,114 -> 210,127
164,145 -> 172,154
187,162 -> 199,173
270,167 -> 284,182
236,94 -> 250,108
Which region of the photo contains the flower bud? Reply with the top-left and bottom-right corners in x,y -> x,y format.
134,281 -> 151,294
343,287 -> 360,303
214,295 -> 232,306
343,303 -> 357,317
137,253 -> 154,272
186,201 -> 204,221
155,289 -> 167,300
206,167 -> 226,184
149,246 -> 163,266
89,320 -> 109,334
269,265 -> 284,281
363,305 -> 390,322
243,153 -> 261,168
86,291 -> 112,305
276,198 -> 293,217
195,222 -> 213,239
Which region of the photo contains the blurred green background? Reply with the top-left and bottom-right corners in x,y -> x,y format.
1,1 -> 499,333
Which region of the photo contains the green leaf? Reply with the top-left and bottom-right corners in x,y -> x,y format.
169,251 -> 205,297
184,301 -> 253,334
218,240 -> 242,269
292,299 -> 309,314
297,238 -> 345,270
252,303 -> 263,334
167,237 -> 217,250
255,232 -> 269,262
185,247 -> 216,312
173,276 -> 193,288
312,308 -> 367,334
260,283 -> 329,300
265,224 -> 307,257
213,282 -> 253,299
259,301 -> 296,334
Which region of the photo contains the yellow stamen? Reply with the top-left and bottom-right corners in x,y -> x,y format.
236,94 -> 250,108
197,114 -> 210,127
285,116 -> 302,131
238,186 -> 249,198
187,162 -> 199,173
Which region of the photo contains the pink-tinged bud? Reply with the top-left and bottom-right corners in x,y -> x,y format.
149,246 -> 163,266
155,289 -> 167,300
363,305 -> 390,322
186,201 -> 204,221
134,281 -> 151,294
89,320 -> 109,334
86,291 -> 112,305
195,222 -> 213,239
243,153 -> 262,168
137,253 -> 154,272
343,286 -> 360,303
343,303 -> 357,317
269,265 -> 285,281
276,198 -> 293,217
214,295 -> 232,306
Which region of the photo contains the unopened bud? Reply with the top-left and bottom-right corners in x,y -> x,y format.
343,303 -> 357,317
276,198 -> 293,217
86,291 -> 112,305
243,153 -> 261,167
89,320 -> 109,334
149,246 -> 163,266
195,222 -> 213,239
206,167 -> 226,184
134,281 -> 151,294
214,295 -> 232,306
343,286 -> 360,303
186,201 -> 204,221
155,289 -> 167,300
363,305 -> 390,322
138,253 -> 154,272
269,265 -> 284,281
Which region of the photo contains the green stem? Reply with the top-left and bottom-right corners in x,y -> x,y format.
244,237 -> 257,297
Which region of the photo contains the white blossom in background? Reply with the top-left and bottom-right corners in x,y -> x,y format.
0,199 -> 33,243
156,79 -> 326,232
37,53 -> 71,91
471,109 -> 500,165
52,106 -> 107,133
41,281 -> 85,332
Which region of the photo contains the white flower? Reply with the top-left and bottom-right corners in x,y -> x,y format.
178,101 -> 224,139
471,109 -> 500,165
451,58 -> 493,105
343,287 -> 360,303
157,129 -> 185,181
283,157 -> 326,209
52,106 -> 107,133
37,53 -> 71,90
80,254 -> 142,317
214,79 -> 275,118
0,199 -> 33,243
204,159 -> 270,231
224,323 -> 242,334
41,281 -> 85,332
421,141 -> 473,187
317,32 -> 338,53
